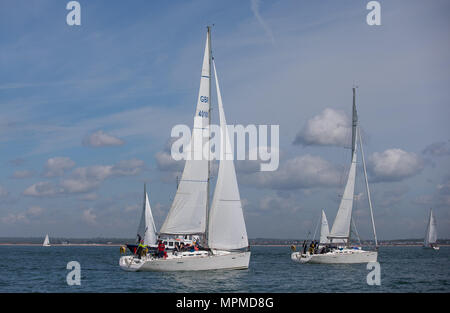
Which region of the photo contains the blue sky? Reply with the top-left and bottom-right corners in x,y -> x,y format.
0,0 -> 449,240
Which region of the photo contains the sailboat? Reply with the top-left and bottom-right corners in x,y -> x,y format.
423,208 -> 439,250
42,234 -> 50,247
292,88 -> 378,264
119,27 -> 250,271
125,184 -> 158,254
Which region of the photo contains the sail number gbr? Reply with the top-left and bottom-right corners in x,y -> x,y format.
200,96 -> 209,103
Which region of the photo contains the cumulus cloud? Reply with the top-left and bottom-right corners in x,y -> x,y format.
259,194 -> 302,213
23,181 -> 62,197
43,157 -> 75,177
83,130 -> 124,147
242,154 -> 341,190
368,148 -> 424,182
422,140 -> 450,157
293,108 -> 351,147
1,206 -> 45,224
24,159 -> 145,196
155,138 -> 185,172
82,208 -> 97,225
61,159 -> 145,193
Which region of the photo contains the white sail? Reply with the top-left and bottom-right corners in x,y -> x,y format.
329,130 -> 358,244
319,210 -> 330,245
424,209 -> 437,246
159,30 -> 211,235
43,234 -> 50,246
137,186 -> 158,246
207,60 -> 248,250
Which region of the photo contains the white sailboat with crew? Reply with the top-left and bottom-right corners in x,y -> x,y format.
423,208 -> 439,250
120,27 -> 250,271
292,88 -> 378,264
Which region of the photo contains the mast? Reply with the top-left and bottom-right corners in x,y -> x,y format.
328,88 -> 358,246
205,25 -> 212,246
352,87 -> 357,156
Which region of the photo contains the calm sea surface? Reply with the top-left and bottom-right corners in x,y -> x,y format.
0,246 -> 448,293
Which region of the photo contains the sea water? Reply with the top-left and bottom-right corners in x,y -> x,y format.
0,245 -> 448,292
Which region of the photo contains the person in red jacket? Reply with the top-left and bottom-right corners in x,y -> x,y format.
157,240 -> 165,258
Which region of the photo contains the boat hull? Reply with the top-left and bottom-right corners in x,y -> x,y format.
291,249 -> 377,264
120,251 -> 250,272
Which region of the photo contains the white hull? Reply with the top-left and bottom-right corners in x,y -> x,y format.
291,249 -> 377,264
120,251 -> 250,272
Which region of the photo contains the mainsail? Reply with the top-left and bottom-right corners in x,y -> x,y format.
137,185 -> 157,246
159,29 -> 211,235
207,60 -> 248,250
329,88 -> 358,244
319,210 -> 330,245
424,208 -> 437,246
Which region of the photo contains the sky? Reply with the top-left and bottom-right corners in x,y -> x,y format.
0,0 -> 449,240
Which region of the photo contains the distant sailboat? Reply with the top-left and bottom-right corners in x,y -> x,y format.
423,208 -> 439,250
43,234 -> 50,247
124,184 -> 158,254
319,209 -> 330,247
120,27 -> 250,271
292,87 -> 378,264
137,184 -> 158,247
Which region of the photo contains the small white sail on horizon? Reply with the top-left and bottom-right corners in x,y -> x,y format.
424,208 -> 438,250
43,234 -> 50,247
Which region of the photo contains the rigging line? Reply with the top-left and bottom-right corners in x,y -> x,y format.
358,125 -> 378,247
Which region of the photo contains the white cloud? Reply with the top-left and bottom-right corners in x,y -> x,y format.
1,206 -> 44,224
368,148 -> 424,182
259,194 -> 302,213
293,108 -> 351,147
242,154 -> 341,190
23,181 -> 61,197
43,157 -> 75,177
24,159 -> 145,196
82,208 -> 97,225
83,130 -> 125,147
155,151 -> 184,172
